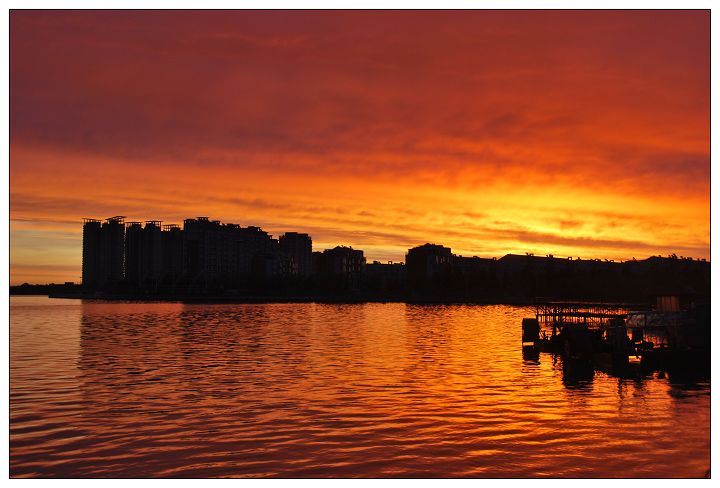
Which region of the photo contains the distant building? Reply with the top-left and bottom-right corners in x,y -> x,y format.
453,255 -> 497,292
161,224 -> 184,283
311,251 -> 323,275
406,243 -> 453,285
100,216 -> 125,289
182,218 -> 278,286
279,232 -> 312,277
238,226 -> 277,276
82,216 -> 125,291
78,214 -> 710,301
365,261 -> 406,292
101,217 -> 126,287
183,218 -> 235,281
85,215 -> 295,292
317,246 -> 365,288
81,218 -> 102,291
124,222 -> 143,287
141,221 -> 163,285
252,251 -> 294,280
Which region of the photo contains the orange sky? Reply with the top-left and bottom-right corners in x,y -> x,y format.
9,10 -> 710,284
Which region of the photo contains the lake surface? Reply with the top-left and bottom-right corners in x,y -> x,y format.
10,296 -> 710,478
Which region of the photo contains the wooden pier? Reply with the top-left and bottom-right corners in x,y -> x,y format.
521,299 -> 708,374
535,300 -> 643,329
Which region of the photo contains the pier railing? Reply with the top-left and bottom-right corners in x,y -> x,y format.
535,300 -> 650,330
526,299 -> 707,368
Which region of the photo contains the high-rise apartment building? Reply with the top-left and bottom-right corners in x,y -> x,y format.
279,232 -> 312,277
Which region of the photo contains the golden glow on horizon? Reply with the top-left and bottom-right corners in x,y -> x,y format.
9,144 -> 709,284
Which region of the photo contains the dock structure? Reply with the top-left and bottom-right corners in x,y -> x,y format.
522,298 -> 709,375
534,301 -> 640,329
533,300 -> 683,344
524,301 -> 639,357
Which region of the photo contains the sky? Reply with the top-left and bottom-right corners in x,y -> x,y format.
9,10 -> 710,284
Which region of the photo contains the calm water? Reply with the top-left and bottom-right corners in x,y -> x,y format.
10,296 -> 710,478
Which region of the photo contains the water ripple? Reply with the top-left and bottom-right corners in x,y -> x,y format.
10,297 -> 710,477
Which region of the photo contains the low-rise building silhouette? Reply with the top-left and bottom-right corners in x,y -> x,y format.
406,243 -> 453,287
316,246 -> 366,289
279,232 -> 312,277
365,261 -> 406,294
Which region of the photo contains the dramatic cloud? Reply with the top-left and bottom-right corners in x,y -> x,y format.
9,10 -> 710,283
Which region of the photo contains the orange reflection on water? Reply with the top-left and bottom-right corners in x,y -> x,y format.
10,297 -> 710,477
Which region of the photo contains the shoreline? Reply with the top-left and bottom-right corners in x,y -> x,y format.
17,292 -> 651,307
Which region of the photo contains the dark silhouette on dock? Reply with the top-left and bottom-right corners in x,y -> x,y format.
519,299 -> 710,384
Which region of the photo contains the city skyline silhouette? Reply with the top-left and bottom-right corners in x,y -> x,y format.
10,213 -> 691,304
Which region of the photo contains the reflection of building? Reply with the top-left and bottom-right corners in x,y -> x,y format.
279,232 -> 312,277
